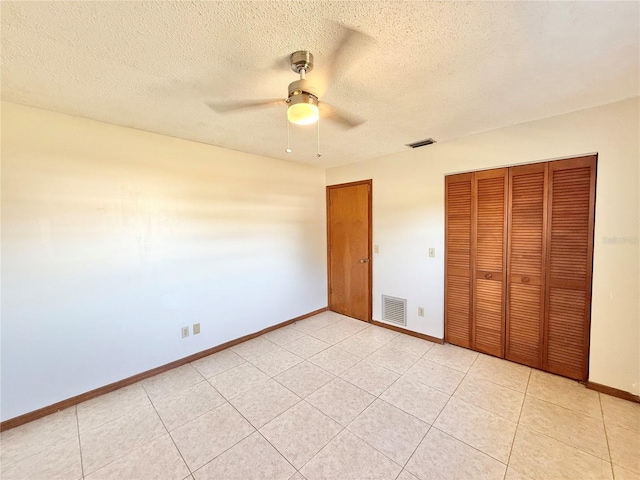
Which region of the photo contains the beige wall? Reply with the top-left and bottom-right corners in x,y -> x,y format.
326,97 -> 640,395
0,102 -> 327,420
2,97 -> 638,421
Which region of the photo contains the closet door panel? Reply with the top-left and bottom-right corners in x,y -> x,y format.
506,163 -> 547,368
547,288 -> 587,376
445,173 -> 473,348
544,156 -> 596,381
474,278 -> 504,355
473,169 -> 507,357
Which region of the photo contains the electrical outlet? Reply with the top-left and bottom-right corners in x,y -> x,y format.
374,245 -> 380,254
181,326 -> 189,338
429,247 -> 435,258
193,323 -> 201,335
418,307 -> 424,317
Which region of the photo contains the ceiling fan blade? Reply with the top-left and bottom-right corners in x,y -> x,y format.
320,102 -> 366,130
205,99 -> 284,113
322,22 -> 376,89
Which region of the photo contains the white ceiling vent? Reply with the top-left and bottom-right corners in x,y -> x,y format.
406,138 -> 436,148
382,295 -> 407,326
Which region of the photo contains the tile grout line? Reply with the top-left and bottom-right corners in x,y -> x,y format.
137,341 -> 637,477
296,422 -> 350,476
394,391 -> 433,474
199,352 -> 331,477
208,329 -> 340,403
74,405 -> 86,480
270,325 -> 383,390
334,340 -> 439,456
427,395 -> 520,466
271,362 -> 336,393
68,386 -> 152,437
0,428 -> 68,471
390,340 -> 440,472
274,397 -> 347,473
184,380 -> 259,475
525,369 -> 608,415
3,327 -> 470,480
599,392 -> 616,479
252,364 -> 343,476
349,339 -> 430,410
524,390 -> 609,419
463,363 -> 533,395
281,333 -> 334,359
187,418 -> 255,477
511,368 -> 618,477
399,424 -> 432,479
290,399 -> 351,473
516,382 -> 616,465
0,322 -> 404,477
200,388 -> 300,477
426,349 -> 474,426
249,324 -> 424,475
254,335 -> 355,475
141,382 -> 194,479
80,399 -> 168,477
504,365 -> 532,478
319,342 -> 437,475
254,430 -> 301,476
434,373 -> 525,423
402,351 -> 524,473
294,337 -> 393,477
0,333 -> 414,477
450,355 -> 617,473
155,380 -> 229,432
190,351 -> 248,382
337,357 -> 401,393
25,318 -> 628,480
395,349 -> 512,477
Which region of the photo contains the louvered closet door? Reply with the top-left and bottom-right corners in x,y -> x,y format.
445,173 -> 473,348
472,169 -> 508,357
506,163 -> 547,368
544,156 -> 597,381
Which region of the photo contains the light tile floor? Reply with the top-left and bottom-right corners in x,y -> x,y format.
2,310 -> 639,480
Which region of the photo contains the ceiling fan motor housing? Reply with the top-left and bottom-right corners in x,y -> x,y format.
290,50 -> 314,74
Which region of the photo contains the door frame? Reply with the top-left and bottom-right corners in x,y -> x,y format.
326,179 -> 373,322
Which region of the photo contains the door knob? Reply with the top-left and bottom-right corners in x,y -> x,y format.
360,258 -> 370,263
484,273 -> 493,279
522,276 -> 530,283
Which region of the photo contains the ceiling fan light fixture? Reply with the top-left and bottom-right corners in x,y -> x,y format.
287,92 -> 319,125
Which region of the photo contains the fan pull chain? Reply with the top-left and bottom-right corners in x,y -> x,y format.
285,111 -> 292,154
317,110 -> 321,158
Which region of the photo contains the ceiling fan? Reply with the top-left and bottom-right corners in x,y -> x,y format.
205,24 -> 374,131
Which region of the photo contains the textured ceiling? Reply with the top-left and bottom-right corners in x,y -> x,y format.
2,1 -> 639,167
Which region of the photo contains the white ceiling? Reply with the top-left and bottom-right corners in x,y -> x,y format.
2,2 -> 638,168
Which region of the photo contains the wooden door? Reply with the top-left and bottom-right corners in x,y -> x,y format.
506,163 -> 548,368
327,180 -> 372,322
543,155 -> 597,380
472,168 -> 508,357
445,173 -> 473,348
